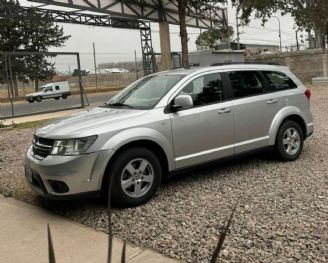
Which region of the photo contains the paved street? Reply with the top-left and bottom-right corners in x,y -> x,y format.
0,91 -> 117,118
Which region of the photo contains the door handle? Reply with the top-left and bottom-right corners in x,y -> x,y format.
267,99 -> 278,104
218,108 -> 231,114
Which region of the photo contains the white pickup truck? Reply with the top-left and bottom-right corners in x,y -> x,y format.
25,81 -> 71,103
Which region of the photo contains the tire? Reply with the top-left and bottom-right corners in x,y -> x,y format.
36,96 -> 42,102
275,120 -> 304,161
55,97 -> 60,100
62,94 -> 68,99
28,98 -> 34,103
108,147 -> 162,207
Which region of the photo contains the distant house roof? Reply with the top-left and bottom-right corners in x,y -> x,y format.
242,43 -> 280,49
216,42 -> 279,50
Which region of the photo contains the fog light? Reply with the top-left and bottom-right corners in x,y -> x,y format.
48,180 -> 69,193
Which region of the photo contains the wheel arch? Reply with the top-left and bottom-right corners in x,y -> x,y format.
269,107 -> 307,145
100,139 -> 171,196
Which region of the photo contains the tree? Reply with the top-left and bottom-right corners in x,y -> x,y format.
134,0 -> 227,68
177,0 -> 227,67
196,26 -> 234,49
0,0 -> 70,94
231,0 -> 328,51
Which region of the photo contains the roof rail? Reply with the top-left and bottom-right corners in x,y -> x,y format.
210,62 -> 282,66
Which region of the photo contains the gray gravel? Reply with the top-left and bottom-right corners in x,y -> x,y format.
1,86 -> 328,263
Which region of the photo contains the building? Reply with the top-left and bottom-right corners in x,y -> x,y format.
188,49 -> 245,67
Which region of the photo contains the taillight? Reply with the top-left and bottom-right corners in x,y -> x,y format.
305,89 -> 311,101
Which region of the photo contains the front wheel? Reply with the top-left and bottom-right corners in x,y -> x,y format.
275,120 -> 304,161
108,147 -> 162,207
36,96 -> 42,102
62,94 -> 68,99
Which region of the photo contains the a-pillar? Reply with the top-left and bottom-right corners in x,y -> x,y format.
159,21 -> 172,71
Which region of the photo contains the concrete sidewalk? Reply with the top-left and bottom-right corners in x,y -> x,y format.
1,108 -> 83,125
0,195 -> 181,263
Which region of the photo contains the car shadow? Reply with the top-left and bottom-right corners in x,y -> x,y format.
162,149 -> 278,186
36,150 -> 279,214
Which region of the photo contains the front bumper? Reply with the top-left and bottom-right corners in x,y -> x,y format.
25,146 -> 114,198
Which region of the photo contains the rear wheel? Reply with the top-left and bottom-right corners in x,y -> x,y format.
36,96 -> 42,102
28,98 -> 34,103
108,147 -> 162,207
275,120 -> 304,161
62,94 -> 68,99
55,97 -> 60,100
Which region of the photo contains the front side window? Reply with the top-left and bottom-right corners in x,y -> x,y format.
43,87 -> 53,92
55,86 -> 60,90
178,73 -> 224,107
228,71 -> 265,99
106,74 -> 185,109
262,71 -> 297,91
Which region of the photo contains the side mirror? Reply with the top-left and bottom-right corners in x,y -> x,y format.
171,95 -> 193,112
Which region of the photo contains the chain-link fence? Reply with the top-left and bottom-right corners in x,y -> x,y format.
0,51 -> 144,119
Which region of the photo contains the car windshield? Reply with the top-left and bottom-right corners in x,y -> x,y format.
105,74 -> 185,109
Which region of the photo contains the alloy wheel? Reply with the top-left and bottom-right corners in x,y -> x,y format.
121,158 -> 154,198
283,128 -> 301,156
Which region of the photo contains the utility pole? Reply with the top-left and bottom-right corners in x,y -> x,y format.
272,16 -> 282,52
93,42 -> 99,92
236,8 -> 240,50
296,31 -> 300,51
307,31 -> 313,49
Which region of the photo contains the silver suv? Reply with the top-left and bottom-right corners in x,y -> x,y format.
25,64 -> 314,207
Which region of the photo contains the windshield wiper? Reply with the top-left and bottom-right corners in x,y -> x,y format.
105,102 -> 134,109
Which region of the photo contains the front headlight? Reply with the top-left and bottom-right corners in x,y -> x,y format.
51,135 -> 98,156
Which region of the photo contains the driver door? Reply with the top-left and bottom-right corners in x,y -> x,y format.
43,87 -> 54,98
170,72 -> 234,169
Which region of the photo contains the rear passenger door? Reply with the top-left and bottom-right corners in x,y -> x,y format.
226,70 -> 282,154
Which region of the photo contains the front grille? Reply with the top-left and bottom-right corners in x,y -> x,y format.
32,135 -> 54,159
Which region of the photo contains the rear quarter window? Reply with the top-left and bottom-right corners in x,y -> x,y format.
262,71 -> 297,91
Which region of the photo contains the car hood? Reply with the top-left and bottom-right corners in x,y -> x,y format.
36,107 -> 148,138
26,92 -> 43,97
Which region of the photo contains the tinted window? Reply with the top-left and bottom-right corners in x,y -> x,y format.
228,71 -> 265,99
263,71 -> 297,90
55,86 -> 60,90
179,73 -> 224,107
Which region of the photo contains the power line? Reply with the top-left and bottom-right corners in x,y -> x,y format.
241,37 -> 296,44
229,22 -> 296,36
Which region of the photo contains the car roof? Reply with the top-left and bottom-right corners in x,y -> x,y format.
154,64 -> 289,77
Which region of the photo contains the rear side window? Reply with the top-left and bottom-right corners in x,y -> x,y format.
179,73 -> 224,107
262,71 -> 297,91
228,71 -> 265,99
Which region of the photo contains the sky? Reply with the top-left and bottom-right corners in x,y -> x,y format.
19,0 -> 302,71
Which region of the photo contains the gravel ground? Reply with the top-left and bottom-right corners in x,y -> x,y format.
1,86 -> 327,263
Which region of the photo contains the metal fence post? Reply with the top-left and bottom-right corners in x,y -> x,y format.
135,50 -> 139,80
4,54 -> 15,118
76,53 -> 85,108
